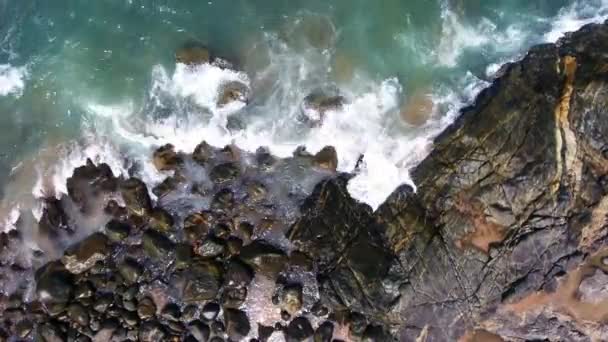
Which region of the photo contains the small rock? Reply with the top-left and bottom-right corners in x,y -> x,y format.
237,222 -> 254,240
138,321 -> 167,342
183,212 -> 212,243
142,229 -> 175,259
224,309 -> 251,341
201,302 -> 220,321
285,317 -> 314,342
105,220 -> 131,242
153,144 -> 183,171
255,147 -> 276,170
221,287 -> 248,308
175,243 -> 194,270
38,322 -> 65,342
213,222 -> 232,239
62,233 -> 109,274
226,236 -> 243,256
120,178 -> 152,217
149,207 -> 174,232
314,321 -> 334,342
239,240 -> 287,275
313,146 -> 338,171
122,310 -> 139,326
217,81 -> 249,107
38,198 -> 70,238
74,282 -> 94,300
93,294 -> 113,313
225,259 -> 254,288
15,319 -> 33,338
348,312 -> 368,337
258,325 -> 275,342
161,303 -> 182,322
280,284 -> 303,315
311,301 -> 328,317
153,175 -> 183,198
118,258 -> 143,285
68,303 -> 89,327
35,261 -> 74,310
192,141 -> 214,166
188,320 -> 210,342
195,238 -> 225,258
210,163 -> 240,183
301,92 -> 345,124
182,305 -> 199,322
211,188 -> 235,209
181,260 -> 222,302
362,325 -> 391,342
211,321 -> 225,334
137,297 -> 157,320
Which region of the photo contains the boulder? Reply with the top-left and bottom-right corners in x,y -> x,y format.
176,42 -> 211,65
61,233 -> 109,274
217,81 -> 249,107
224,309 -> 251,341
153,144 -> 183,171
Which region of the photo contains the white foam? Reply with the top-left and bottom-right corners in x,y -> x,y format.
544,0 -> 608,43
0,64 -> 27,97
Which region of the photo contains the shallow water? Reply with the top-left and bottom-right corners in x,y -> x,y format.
0,0 -> 607,224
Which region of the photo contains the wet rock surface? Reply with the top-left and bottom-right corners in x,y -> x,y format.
3,23 -> 608,341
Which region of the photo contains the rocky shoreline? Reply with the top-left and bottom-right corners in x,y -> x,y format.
2,21 -> 608,342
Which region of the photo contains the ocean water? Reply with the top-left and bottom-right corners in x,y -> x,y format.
0,0 -> 607,230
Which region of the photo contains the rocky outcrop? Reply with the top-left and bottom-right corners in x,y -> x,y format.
373,22 -> 608,341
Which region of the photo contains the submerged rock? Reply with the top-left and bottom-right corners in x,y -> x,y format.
301,92 -> 345,125
176,42 -> 212,65
217,81 -> 249,107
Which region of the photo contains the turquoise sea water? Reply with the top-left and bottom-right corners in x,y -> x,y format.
0,0 -> 607,219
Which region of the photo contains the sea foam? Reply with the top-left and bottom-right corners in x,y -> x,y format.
0,64 -> 26,97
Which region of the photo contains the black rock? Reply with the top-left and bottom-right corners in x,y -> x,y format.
225,259 -> 254,288
137,297 -> 156,320
201,302 -> 220,321
161,303 -> 181,322
138,321 -> 167,342
195,238 -> 225,258
209,162 -> 240,183
314,321 -> 334,342
258,325 -> 275,342
188,320 -> 210,342
120,178 -> 152,217
35,261 -> 74,310
62,233 -> 110,274
179,260 -> 222,302
224,309 -> 251,341
221,287 -> 248,309
239,240 -> 287,276
285,317 -> 314,342
142,229 -> 175,259
280,284 -> 303,315
105,220 -> 131,242
117,258 -> 142,284
67,303 -> 89,327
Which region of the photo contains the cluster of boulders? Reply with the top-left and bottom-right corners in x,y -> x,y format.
0,133 -> 396,341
